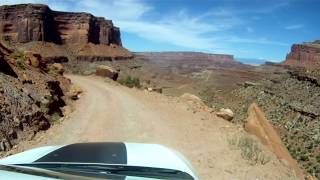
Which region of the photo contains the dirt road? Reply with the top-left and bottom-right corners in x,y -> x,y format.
17,75 -> 297,180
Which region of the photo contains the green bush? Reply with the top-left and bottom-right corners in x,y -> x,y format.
316,155 -> 320,163
118,76 -> 141,88
51,112 -> 61,121
10,50 -> 26,68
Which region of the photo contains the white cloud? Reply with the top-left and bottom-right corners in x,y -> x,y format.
75,0 -> 152,21
117,20 -> 220,50
285,24 -> 304,30
225,37 -> 288,46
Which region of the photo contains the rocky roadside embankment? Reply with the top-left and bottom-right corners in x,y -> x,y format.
215,68 -> 320,179
0,42 -> 78,154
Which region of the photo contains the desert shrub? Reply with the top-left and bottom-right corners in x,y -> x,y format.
118,76 -> 141,88
51,112 -> 62,122
316,155 -> 320,163
10,50 -> 26,68
228,134 -> 271,165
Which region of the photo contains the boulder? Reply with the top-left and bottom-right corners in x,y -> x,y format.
96,65 -> 118,81
244,103 -> 305,179
68,84 -> 83,100
50,63 -> 64,75
244,81 -> 258,87
24,51 -> 41,67
21,73 -> 32,84
146,87 -> 162,93
216,108 -> 234,121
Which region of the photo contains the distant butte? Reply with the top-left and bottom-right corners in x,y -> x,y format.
283,40 -> 320,69
0,3 -> 121,45
0,4 -> 132,61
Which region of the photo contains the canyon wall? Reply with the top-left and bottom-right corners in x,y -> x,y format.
283,42 -> 320,69
0,4 -> 121,46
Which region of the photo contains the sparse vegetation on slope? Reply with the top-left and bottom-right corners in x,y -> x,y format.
228,133 -> 271,165
10,50 -> 26,68
207,69 -> 320,179
118,76 -> 141,88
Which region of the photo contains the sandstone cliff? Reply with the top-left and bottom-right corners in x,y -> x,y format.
0,4 -> 132,63
0,4 -> 121,45
283,41 -> 320,69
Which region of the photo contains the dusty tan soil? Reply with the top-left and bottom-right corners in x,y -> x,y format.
10,75 -> 298,180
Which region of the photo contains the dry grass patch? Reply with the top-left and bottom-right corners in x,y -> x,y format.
228,133 -> 271,165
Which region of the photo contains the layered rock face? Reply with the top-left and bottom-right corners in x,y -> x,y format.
0,4 -> 122,46
283,41 -> 320,69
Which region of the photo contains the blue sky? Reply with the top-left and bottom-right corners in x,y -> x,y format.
1,0 -> 319,62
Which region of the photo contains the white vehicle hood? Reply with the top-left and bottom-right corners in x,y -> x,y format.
0,142 -> 198,179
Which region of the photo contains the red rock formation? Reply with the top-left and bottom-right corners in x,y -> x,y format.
0,4 -> 121,46
244,103 -> 305,179
283,42 -> 320,69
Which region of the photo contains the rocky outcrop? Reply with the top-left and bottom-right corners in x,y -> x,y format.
283,41 -> 320,69
224,68 -> 320,178
96,65 -> 118,81
0,42 -> 71,153
0,4 -> 121,46
216,108 -> 234,121
244,103 -> 305,179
